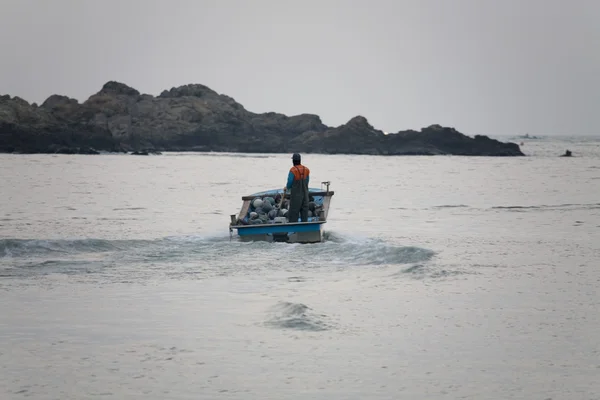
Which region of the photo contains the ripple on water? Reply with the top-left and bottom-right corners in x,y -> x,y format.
263,302 -> 333,332
395,263 -> 482,280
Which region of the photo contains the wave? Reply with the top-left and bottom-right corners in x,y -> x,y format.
311,232 -> 436,266
264,302 -> 331,332
397,263 -> 480,280
407,203 -> 600,212
0,232 -> 436,281
0,238 -> 147,258
431,204 -> 470,209
491,203 -> 600,211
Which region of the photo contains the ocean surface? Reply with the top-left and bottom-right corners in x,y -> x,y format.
1,135 -> 599,399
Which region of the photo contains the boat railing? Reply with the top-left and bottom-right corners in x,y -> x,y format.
241,190 -> 334,201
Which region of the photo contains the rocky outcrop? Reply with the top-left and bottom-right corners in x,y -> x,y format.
0,81 -> 524,156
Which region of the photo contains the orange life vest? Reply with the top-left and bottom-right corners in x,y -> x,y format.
290,164 -> 310,181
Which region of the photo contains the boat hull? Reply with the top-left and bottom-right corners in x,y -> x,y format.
232,221 -> 325,243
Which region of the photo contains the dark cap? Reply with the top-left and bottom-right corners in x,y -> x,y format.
292,153 -> 301,161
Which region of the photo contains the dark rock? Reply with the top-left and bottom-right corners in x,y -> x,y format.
99,81 -> 140,96
290,115 -> 385,155
79,147 -> 100,155
48,145 -> 100,155
130,149 -> 161,155
158,84 -> 218,99
0,81 -> 525,156
11,96 -> 30,107
41,95 -> 79,110
560,150 -> 572,157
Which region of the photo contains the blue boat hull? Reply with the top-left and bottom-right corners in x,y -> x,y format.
235,221 -> 325,243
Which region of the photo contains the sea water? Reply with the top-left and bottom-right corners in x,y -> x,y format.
1,136 -> 599,399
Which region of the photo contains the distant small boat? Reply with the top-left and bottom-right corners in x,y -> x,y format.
516,133 -> 542,139
229,182 -> 335,243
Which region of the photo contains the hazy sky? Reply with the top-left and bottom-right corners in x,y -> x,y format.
1,0 -> 599,136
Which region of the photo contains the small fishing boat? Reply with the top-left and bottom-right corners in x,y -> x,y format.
229,181 -> 334,243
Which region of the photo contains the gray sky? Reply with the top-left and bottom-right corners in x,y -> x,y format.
1,0 -> 599,136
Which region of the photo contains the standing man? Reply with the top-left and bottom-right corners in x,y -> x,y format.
284,153 -> 310,222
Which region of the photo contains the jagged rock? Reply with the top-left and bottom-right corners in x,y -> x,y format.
130,149 -> 161,155
0,81 -> 525,156
11,96 -> 30,107
290,115 -> 386,154
159,84 -> 218,98
383,125 -> 523,156
50,145 -> 100,155
99,81 -> 140,96
41,95 -> 79,110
